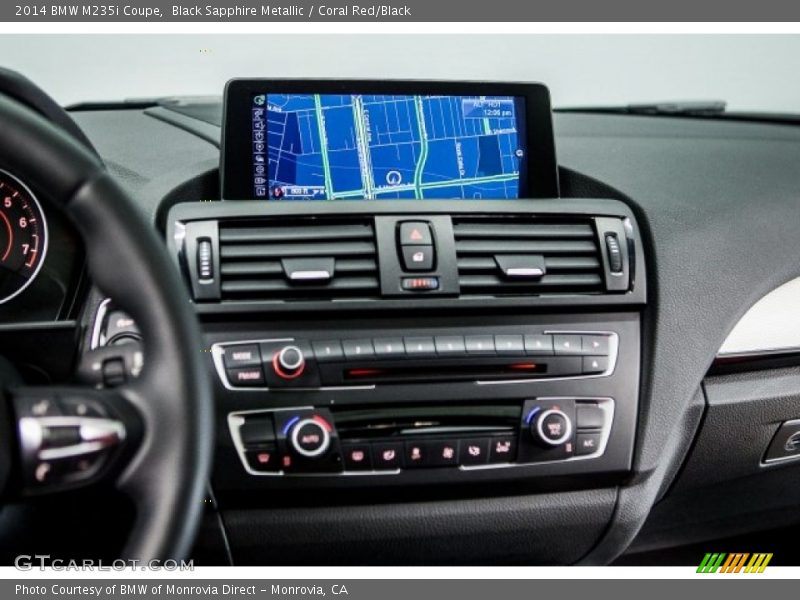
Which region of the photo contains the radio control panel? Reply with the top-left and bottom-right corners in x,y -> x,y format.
212,331 -> 618,391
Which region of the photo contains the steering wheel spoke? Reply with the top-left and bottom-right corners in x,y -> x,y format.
11,386 -> 143,495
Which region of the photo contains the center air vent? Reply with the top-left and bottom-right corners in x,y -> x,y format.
452,218 -> 605,296
217,218 -> 379,301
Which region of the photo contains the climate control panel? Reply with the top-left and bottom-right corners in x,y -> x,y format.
228,397 -> 613,477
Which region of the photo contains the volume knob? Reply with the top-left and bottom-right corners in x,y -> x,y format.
273,345 -> 306,379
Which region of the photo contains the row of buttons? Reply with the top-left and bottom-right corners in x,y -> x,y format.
309,333 -> 611,363
342,435 -> 517,471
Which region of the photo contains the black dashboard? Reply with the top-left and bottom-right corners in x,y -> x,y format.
4,82 -> 800,565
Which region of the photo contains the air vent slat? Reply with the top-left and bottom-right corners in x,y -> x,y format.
222,277 -> 379,294
453,217 -> 604,297
221,258 -> 376,277
217,218 -> 379,301
221,241 -> 376,259
219,224 -> 373,243
454,223 -> 594,239
459,274 -> 603,289
455,240 -> 597,255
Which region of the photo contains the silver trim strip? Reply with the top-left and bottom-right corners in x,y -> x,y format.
288,270 -> 332,281
719,277 -> 800,356
90,298 -> 112,350
761,418 -> 800,466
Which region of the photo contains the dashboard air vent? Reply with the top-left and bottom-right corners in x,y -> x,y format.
217,219 -> 379,301
453,218 -> 604,296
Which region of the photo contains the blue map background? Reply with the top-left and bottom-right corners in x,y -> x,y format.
260,93 -> 525,200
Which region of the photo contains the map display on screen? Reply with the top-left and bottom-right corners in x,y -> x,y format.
251,93 -> 526,200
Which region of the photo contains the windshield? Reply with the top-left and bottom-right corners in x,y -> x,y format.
1,34 -> 799,113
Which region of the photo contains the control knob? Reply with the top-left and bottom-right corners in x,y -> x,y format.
272,345 -> 306,380
288,416 -> 332,458
531,408 -> 573,446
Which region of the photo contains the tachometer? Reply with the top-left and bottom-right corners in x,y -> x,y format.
0,169 -> 48,304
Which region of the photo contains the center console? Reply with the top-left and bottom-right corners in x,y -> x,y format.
167,199 -> 644,497
156,79 -> 646,562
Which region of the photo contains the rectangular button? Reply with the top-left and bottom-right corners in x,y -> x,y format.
371,442 -> 403,469
404,337 -> 436,357
495,335 -> 525,356
342,444 -> 373,470
459,438 -> 490,466
402,245 -> 435,271
245,446 -> 279,472
399,222 -> 433,245
239,416 -> 276,446
465,335 -> 495,355
434,335 -> 466,356
582,356 -> 610,374
489,435 -> 517,463
401,277 -> 439,291
373,338 -> 406,359
524,334 -> 554,356
576,432 -> 603,456
428,439 -> 459,466
226,367 -> 265,387
577,405 -> 606,430
582,335 -> 610,356
553,334 -> 583,355
342,339 -> 375,361
404,440 -> 430,468
223,344 -> 262,368
312,340 -> 344,362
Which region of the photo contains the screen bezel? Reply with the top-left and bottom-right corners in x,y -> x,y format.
221,78 -> 559,200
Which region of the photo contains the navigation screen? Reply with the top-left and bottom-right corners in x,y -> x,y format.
251,93 -> 527,200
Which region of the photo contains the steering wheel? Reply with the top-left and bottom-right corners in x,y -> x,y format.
0,95 -> 213,560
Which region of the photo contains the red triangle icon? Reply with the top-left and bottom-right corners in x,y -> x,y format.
410,228 -> 423,241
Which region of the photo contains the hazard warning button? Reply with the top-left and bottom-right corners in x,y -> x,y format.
399,221 -> 433,246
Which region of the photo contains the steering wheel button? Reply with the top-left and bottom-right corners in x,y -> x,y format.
226,367 -> 265,387
15,396 -> 62,418
223,344 -> 262,368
